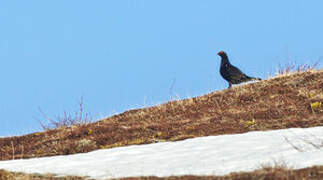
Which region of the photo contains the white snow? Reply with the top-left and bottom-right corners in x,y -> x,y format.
1,126 -> 323,179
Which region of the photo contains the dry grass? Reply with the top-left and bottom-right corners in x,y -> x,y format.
0,169 -> 85,180
119,165 -> 323,180
276,61 -> 320,76
38,97 -> 93,131
0,69 -> 322,161
2,165 -> 323,180
0,69 -> 323,179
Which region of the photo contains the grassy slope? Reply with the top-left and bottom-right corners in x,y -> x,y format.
0,169 -> 84,180
1,165 -> 323,180
0,69 -> 322,179
119,166 -> 323,180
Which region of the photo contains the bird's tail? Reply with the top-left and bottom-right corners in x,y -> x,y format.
247,76 -> 262,81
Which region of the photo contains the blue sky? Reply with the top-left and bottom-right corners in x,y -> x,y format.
1,1 -> 322,136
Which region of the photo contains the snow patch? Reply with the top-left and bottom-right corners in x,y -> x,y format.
0,126 -> 323,179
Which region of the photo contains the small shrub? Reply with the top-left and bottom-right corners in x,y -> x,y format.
88,129 -> 93,135
157,131 -> 162,138
38,97 -> 93,130
311,102 -> 322,110
245,119 -> 257,128
153,131 -> 162,138
75,139 -> 97,152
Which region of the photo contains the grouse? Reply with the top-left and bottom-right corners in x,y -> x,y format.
217,51 -> 261,88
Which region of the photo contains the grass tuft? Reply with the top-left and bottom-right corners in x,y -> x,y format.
277,61 -> 320,75
38,97 -> 93,130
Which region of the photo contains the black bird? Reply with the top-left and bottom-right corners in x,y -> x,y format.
217,51 -> 261,88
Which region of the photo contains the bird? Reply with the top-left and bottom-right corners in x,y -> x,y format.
217,51 -> 261,88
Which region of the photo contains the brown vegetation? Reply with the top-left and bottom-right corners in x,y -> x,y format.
120,165 -> 323,180
0,69 -> 322,179
1,165 -> 323,180
0,169 -> 84,180
0,70 -> 322,161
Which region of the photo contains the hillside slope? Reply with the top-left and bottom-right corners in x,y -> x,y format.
0,69 -> 322,161
1,126 -> 323,179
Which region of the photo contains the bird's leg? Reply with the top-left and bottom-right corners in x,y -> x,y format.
228,82 -> 232,89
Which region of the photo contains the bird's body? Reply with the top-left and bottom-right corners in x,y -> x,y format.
218,51 -> 261,88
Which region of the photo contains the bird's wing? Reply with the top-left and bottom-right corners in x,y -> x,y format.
227,65 -> 244,75
227,65 -> 250,83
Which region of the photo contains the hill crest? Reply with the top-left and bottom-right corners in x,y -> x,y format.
0,69 -> 322,161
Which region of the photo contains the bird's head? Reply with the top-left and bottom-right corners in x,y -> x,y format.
218,50 -> 231,65
217,51 -> 227,58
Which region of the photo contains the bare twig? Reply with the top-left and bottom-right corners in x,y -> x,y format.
20,145 -> 24,159
169,78 -> 176,101
38,96 -> 93,130
38,107 -> 56,130
277,61 -> 320,75
300,133 -> 323,150
283,136 -> 304,152
284,132 -> 323,152
11,141 -> 15,160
